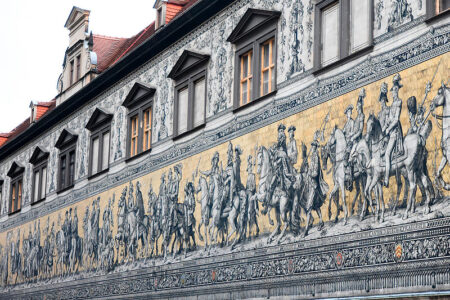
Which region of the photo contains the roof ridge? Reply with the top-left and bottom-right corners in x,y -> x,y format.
112,21 -> 156,65
93,34 -> 127,41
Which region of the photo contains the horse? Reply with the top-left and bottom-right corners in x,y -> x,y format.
432,82 -> 450,191
196,176 -> 211,252
365,114 -> 432,219
321,127 -> 349,224
253,146 -> 292,244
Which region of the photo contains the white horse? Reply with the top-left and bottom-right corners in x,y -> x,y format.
322,127 -> 349,224
196,176 -> 211,252
253,146 -> 291,244
432,82 -> 450,190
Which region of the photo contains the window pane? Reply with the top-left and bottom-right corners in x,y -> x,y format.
243,55 -> 248,77
102,132 -> 110,171
263,43 -> 270,67
321,3 -> 339,66
41,167 -> 47,199
92,137 -> 99,175
242,81 -> 248,104
34,171 -> 40,202
263,70 -> 269,95
143,109 -> 151,151
193,78 -> 205,127
60,156 -> 66,187
11,184 -> 16,211
18,180 -> 22,210
350,0 -> 370,54
69,151 -> 75,185
177,87 -> 189,134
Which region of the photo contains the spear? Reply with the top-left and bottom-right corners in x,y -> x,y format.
420,56 -> 443,109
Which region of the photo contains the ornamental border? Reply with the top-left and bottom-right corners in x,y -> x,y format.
3,215 -> 450,299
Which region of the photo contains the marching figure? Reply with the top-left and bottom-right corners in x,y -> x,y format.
246,155 -> 259,238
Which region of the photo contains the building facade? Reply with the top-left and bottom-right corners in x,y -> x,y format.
0,0 -> 449,298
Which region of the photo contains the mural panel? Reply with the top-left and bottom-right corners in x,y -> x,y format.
0,53 -> 448,296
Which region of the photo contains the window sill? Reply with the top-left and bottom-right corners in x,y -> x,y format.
233,89 -> 278,113
313,45 -> 374,76
88,168 -> 110,181
8,209 -> 22,216
31,198 -> 46,206
57,184 -> 74,195
173,124 -> 206,141
125,148 -> 152,163
425,9 -> 450,24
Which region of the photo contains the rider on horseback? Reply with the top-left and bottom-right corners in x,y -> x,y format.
264,124 -> 295,214
383,74 -> 404,187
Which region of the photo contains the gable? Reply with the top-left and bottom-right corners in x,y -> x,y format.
122,82 -> 156,109
64,6 -> 90,29
168,50 -> 210,80
29,147 -> 50,165
55,129 -> 78,150
85,108 -> 113,131
7,162 -> 25,178
227,9 -> 281,44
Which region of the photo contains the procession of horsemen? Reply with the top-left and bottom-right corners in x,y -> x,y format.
1,74 -> 449,286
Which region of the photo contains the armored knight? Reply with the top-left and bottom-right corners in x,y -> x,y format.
383,74 -> 404,187
287,125 -> 298,166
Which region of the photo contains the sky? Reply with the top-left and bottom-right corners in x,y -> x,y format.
0,1 -> 156,133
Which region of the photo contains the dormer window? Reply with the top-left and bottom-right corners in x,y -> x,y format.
155,0 -> 167,30
86,108 -> 113,177
7,162 -> 25,215
122,82 -> 156,159
168,50 -> 209,138
29,147 -> 49,204
55,129 -> 78,192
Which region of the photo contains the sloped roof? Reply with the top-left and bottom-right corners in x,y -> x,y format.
0,0 -> 200,150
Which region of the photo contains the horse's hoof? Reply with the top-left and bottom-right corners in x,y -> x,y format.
402,214 -> 408,220
334,217 -> 339,224
301,231 -> 308,238
318,222 -> 324,231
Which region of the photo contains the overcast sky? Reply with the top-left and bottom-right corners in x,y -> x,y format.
0,1 -> 156,133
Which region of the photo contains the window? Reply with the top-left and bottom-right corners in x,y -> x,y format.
7,162 -> 24,214
29,147 -> 49,204
86,108 -> 112,177
156,5 -> 166,29
227,9 -> 281,109
122,82 -> 156,159
314,0 -> 373,70
426,0 -> 450,20
70,60 -> 74,85
55,129 -> 78,192
76,55 -> 81,81
168,50 -> 209,138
